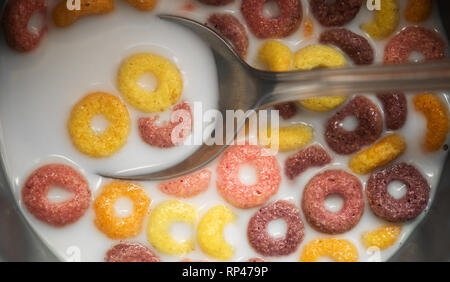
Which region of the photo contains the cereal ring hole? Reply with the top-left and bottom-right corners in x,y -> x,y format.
267,218 -> 287,239
387,180 -> 407,200
47,186 -> 74,203
263,0 -> 281,18
340,115 -> 359,131
170,222 -> 194,242
113,197 -> 135,218
137,72 -> 159,93
238,163 -> 258,186
27,10 -> 45,35
324,193 -> 344,213
90,114 -> 109,134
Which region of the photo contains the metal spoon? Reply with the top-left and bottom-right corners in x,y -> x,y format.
100,15 -> 450,181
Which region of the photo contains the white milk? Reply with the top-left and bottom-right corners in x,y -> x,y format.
0,0 -> 448,262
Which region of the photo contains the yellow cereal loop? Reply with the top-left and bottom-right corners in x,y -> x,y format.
93,181 -> 151,239
293,44 -> 347,111
68,92 -> 130,158
405,0 -> 432,23
414,93 -> 449,152
349,134 -> 406,175
197,205 -> 236,261
259,124 -> 314,152
361,0 -> 399,40
362,225 -> 402,250
300,238 -> 358,262
118,53 -> 183,113
53,0 -> 114,28
258,40 -> 293,71
147,200 -> 197,255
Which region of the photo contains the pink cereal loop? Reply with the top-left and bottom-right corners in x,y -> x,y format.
158,169 -> 212,198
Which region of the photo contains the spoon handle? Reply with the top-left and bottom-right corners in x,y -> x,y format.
257,60 -> 450,107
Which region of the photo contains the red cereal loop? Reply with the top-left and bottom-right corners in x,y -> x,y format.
138,102 -> 192,148
284,145 -> 332,180
376,91 -> 407,130
274,102 -> 297,120
158,169 -> 211,198
21,164 -> 91,226
309,0 -> 362,27
216,144 -> 281,209
241,0 -> 303,38
105,242 -> 160,262
2,0 -> 47,52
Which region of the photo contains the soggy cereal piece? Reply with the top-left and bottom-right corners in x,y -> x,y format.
68,92 -> 131,158
138,102 -> 192,148
376,91 -> 407,130
241,0 -> 303,38
208,13 -> 249,58
384,27 -> 446,64
53,0 -> 114,28
105,242 -> 160,262
216,145 -> 281,209
22,164 -> 91,226
147,200 -> 197,255
294,44 -> 347,111
197,205 -> 235,261
274,102 -> 297,120
361,0 -> 399,40
2,0 -> 47,52
118,53 -> 183,113
123,0 -> 158,11
258,40 -> 293,71
247,200 -> 304,256
260,124 -> 314,152
405,0 -> 432,23
302,170 -> 364,234
158,169 -> 211,198
349,134 -> 406,175
413,93 -> 449,152
284,145 -> 332,180
198,0 -> 234,5
94,181 -> 151,239
366,163 -> 430,222
300,238 -> 358,262
319,28 -> 374,65
362,225 -> 402,250
325,96 -> 383,155
309,0 -> 362,27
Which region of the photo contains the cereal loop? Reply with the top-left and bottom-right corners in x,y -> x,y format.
405,0 -> 432,23
413,93 -> 449,152
258,40 -> 293,71
247,200 -> 304,256
124,0 -> 158,11
362,225 -> 402,250
93,181 -> 150,239
198,0 -> 234,5
376,91 -> 407,130
68,92 -> 130,158
158,169 -> 211,198
361,0 -> 399,40
2,0 -> 47,52
118,53 -> 183,113
284,145 -> 332,180
197,205 -> 236,261
300,238 -> 358,262
274,102 -> 297,120
147,200 -> 197,255
259,124 -> 314,152
105,242 -> 160,262
208,13 -> 249,58
349,134 -> 407,175
216,145 -> 281,209
21,164 -> 91,226
294,44 -> 347,111
241,0 -> 303,38
309,0 -> 362,27
53,0 -> 114,28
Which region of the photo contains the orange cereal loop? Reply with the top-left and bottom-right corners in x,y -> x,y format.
405,0 -> 432,23
362,225 -> 402,250
303,17 -> 314,39
157,169 -> 211,198
123,0 -> 158,11
93,181 -> 151,239
53,0 -> 114,28
413,93 -> 449,152
300,238 -> 358,262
